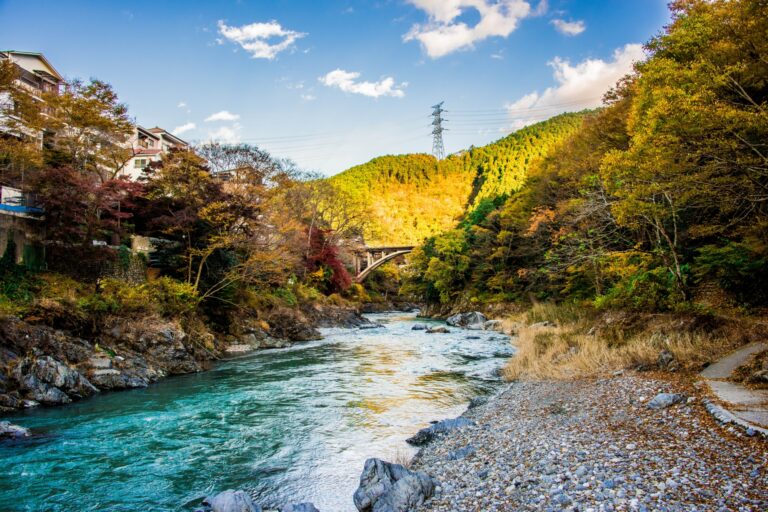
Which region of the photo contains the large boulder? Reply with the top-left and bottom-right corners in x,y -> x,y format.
281,504 -> 320,512
406,417 -> 475,446
0,421 -> 29,439
353,458 -> 436,512
12,356 -> 98,405
200,490 -> 261,512
445,312 -> 487,330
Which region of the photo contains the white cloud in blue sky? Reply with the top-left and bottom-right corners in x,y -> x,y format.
172,122 -> 196,135
404,0 -> 533,58
319,70 -> 406,99
505,43 -> 644,129
205,110 -> 240,122
217,19 -> 306,60
551,19 -> 586,36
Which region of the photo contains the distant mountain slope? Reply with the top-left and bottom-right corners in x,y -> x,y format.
330,112 -> 588,245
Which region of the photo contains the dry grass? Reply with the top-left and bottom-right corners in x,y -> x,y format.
502,303 -> 766,381
388,447 -> 415,468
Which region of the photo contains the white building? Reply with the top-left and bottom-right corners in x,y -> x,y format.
0,50 -> 63,144
120,125 -> 189,180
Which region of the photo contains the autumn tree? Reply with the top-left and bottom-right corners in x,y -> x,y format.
0,58 -> 46,185
32,166 -> 142,246
43,78 -> 134,180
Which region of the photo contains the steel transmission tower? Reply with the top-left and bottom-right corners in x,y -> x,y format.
431,101 -> 446,160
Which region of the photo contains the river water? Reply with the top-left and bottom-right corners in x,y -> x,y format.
1,312 -> 514,511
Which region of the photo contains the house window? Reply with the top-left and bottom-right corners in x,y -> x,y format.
134,158 -> 148,169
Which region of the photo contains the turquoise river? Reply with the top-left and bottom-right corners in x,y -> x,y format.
0,312 -> 514,511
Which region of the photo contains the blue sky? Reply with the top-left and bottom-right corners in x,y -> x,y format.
0,0 -> 670,175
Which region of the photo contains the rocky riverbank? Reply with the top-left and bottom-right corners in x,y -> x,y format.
0,303 -> 371,414
409,373 -> 768,511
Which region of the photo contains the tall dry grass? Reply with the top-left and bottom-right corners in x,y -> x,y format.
502,303 -> 761,381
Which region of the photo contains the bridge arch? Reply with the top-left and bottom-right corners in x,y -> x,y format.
352,246 -> 413,283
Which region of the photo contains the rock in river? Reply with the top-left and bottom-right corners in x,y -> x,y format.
411,324 -> 428,331
406,417 -> 475,446
425,327 -> 450,334
353,458 -> 436,512
446,312 -> 487,330
199,490 -> 261,512
0,421 -> 30,439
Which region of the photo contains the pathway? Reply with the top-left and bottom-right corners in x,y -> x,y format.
700,342 -> 768,434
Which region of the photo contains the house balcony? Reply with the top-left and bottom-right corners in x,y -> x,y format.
0,186 -> 43,219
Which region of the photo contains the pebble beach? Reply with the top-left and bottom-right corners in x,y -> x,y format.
412,374 -> 768,511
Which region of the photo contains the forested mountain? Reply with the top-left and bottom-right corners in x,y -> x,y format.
402,0 -> 768,311
329,113 -> 586,245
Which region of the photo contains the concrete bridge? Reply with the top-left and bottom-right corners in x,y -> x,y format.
352,245 -> 414,282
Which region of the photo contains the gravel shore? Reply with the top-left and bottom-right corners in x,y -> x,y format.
412,374 -> 768,511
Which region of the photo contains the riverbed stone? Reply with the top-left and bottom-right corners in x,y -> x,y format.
353,458 -> 436,512
411,324 -> 428,331
647,392 -> 686,409
359,324 -> 385,330
281,503 -> 320,512
447,445 -> 476,461
201,490 -> 261,512
446,312 -> 487,330
0,421 -> 29,439
425,327 -> 450,334
406,417 -> 475,446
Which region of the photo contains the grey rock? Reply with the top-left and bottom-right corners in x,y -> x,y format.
359,324 -> 385,330
446,312 -> 487,330
411,324 -> 428,331
406,417 -> 475,446
483,320 -> 503,332
353,458 -> 436,512
447,445 -> 476,461
281,504 -> 319,512
0,421 -> 29,439
12,356 -> 98,404
201,490 -> 261,512
468,396 -> 488,409
425,327 -> 450,334
647,392 -> 686,409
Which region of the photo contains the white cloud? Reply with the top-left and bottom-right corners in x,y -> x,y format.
177,101 -> 187,109
172,122 -> 196,135
404,0 -> 532,58
208,123 -> 242,144
551,19 -> 585,36
217,20 -> 306,60
301,93 -> 316,102
205,110 -> 240,122
504,43 -> 645,129
319,69 -> 406,98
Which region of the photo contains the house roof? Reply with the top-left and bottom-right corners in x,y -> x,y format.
136,125 -> 160,140
148,127 -> 189,147
0,51 -> 64,82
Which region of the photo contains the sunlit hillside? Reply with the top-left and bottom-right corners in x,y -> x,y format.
330,112 -> 587,246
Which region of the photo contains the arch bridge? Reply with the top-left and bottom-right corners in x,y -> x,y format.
352,246 -> 414,282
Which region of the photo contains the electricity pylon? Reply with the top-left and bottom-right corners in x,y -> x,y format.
431,101 -> 446,160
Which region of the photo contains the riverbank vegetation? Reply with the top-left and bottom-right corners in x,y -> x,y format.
402,0 -> 768,376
